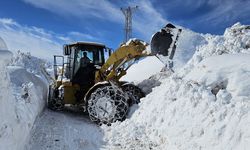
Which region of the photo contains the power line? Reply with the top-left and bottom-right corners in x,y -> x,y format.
121,6 -> 138,42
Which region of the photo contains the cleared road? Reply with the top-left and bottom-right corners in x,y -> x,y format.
25,108 -> 104,150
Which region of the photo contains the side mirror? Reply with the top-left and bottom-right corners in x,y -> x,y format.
63,45 -> 71,55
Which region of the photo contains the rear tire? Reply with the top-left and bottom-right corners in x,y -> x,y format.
122,84 -> 145,106
48,86 -> 64,111
87,85 -> 128,125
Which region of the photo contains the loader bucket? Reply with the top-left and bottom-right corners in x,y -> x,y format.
150,24 -> 181,57
150,30 -> 173,56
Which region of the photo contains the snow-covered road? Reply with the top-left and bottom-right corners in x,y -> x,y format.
25,109 -> 104,150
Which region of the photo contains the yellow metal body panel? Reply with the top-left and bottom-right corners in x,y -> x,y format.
63,84 -> 80,104
54,80 -> 80,104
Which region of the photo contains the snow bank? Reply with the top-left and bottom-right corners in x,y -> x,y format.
102,23 -> 250,150
0,49 -> 48,150
0,50 -> 12,62
0,36 -> 8,50
11,51 -> 52,78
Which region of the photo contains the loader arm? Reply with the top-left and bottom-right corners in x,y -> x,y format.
95,40 -> 150,82
95,25 -> 182,83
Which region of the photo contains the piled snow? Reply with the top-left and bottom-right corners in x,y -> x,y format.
173,28 -> 207,69
102,23 -> 250,150
0,49 -> 48,150
121,56 -> 165,83
11,51 -> 52,78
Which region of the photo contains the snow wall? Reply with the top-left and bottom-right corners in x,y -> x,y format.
102,23 -> 250,150
0,37 -> 48,150
0,36 -> 8,50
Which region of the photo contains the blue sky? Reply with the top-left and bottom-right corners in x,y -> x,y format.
0,0 -> 249,59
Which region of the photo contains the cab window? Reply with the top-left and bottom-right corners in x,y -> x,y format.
73,45 -> 105,75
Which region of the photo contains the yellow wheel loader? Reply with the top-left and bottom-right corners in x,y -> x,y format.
48,24 -> 182,124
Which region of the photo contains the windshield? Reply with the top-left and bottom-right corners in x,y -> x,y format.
72,44 -> 105,75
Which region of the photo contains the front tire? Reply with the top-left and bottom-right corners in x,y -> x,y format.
87,85 -> 128,125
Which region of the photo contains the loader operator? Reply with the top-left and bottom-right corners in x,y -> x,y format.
80,51 -> 91,67
74,51 -> 95,100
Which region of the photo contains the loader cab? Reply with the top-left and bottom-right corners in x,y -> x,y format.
63,42 -> 109,84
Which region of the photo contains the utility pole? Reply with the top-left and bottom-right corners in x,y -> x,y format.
121,6 -> 138,42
